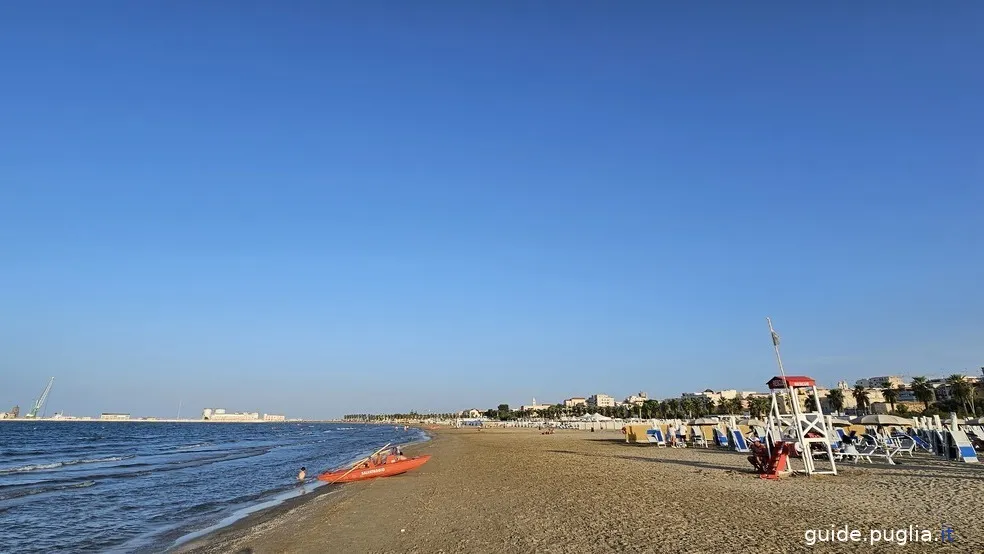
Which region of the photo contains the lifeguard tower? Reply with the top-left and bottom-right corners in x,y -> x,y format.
763,318 -> 837,477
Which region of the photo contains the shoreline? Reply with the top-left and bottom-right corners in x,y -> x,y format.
176,427 -> 984,553
170,429 -> 433,553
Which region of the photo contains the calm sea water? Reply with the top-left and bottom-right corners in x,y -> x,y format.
0,421 -> 427,553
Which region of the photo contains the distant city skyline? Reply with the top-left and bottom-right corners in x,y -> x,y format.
2,3 -> 982,419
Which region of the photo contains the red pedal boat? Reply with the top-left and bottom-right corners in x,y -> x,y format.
317,454 -> 431,483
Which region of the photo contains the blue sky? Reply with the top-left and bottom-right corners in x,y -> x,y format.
1,3 -> 981,419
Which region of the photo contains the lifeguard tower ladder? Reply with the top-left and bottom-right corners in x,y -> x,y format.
764,318 -> 837,477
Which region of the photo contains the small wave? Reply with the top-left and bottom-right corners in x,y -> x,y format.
0,480 -> 96,501
173,442 -> 212,450
0,456 -> 132,475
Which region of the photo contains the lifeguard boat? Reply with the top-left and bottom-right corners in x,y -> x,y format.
317,453 -> 431,483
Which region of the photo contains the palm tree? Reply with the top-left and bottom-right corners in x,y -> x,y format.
804,396 -> 818,412
882,385 -> 899,413
911,377 -> 935,410
665,399 -> 681,419
852,385 -> 870,415
680,397 -> 697,419
946,374 -> 975,416
748,396 -> 771,419
826,389 -> 845,415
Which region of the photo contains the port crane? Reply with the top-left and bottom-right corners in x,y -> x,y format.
26,377 -> 54,418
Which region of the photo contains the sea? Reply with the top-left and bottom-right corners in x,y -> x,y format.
0,421 -> 427,553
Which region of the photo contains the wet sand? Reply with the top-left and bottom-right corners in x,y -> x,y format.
177,428 -> 984,553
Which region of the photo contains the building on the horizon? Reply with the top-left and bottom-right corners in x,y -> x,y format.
100,413 -> 130,421
587,394 -> 615,408
623,392 -> 648,406
520,397 -> 553,412
854,376 -> 907,389
202,408 -> 260,422
682,389 -> 758,405
262,414 -> 286,422
1,405 -> 19,419
563,397 -> 586,408
459,409 -> 483,418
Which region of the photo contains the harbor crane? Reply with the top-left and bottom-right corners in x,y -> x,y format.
26,377 -> 54,418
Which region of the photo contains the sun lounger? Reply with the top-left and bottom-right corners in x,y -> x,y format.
891,436 -> 916,456
713,428 -> 729,447
690,427 -> 708,448
902,430 -> 932,452
730,428 -> 750,453
646,428 -> 666,447
854,444 -> 897,465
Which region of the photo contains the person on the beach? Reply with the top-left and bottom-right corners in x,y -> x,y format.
298,467 -> 306,482
747,439 -> 769,473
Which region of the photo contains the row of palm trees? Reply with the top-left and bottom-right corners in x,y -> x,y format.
825,374 -> 980,416
346,375 -> 981,423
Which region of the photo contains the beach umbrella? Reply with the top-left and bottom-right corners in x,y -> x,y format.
738,418 -> 766,427
691,418 -> 719,426
858,414 -> 913,426
828,418 -> 853,427
967,417 -> 984,425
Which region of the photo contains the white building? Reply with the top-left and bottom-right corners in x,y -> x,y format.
262,414 -> 286,422
623,392 -> 648,406
100,413 -> 130,421
855,376 -> 908,389
202,408 -> 260,422
587,394 -> 616,408
520,398 -> 553,412
563,397 -> 586,407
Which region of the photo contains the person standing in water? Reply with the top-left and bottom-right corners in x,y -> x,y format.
297,467 -> 306,482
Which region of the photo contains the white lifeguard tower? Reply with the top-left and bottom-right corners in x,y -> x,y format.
764,318 -> 837,477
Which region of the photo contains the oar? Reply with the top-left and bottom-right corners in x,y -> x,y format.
329,443 -> 392,484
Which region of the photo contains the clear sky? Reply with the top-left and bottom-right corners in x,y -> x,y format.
1,2 -> 981,419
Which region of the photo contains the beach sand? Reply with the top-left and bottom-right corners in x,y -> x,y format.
178,428 -> 983,553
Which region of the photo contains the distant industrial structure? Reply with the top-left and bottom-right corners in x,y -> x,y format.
25,377 -> 54,418
201,408 -> 286,422
100,413 -> 130,421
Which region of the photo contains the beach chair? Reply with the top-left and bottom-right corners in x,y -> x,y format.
730,428 -> 750,453
944,430 -> 979,463
646,428 -> 666,447
854,444 -> 897,465
903,430 -> 932,452
836,428 -> 848,443
891,436 -> 916,456
690,427 -> 708,448
713,428 -> 729,448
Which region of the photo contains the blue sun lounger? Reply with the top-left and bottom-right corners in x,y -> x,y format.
646,428 -> 666,447
713,428 -> 730,447
730,428 -> 750,453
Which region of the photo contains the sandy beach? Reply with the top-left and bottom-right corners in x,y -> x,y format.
178,428 -> 984,553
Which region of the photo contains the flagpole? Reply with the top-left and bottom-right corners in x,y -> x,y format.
767,317 -> 810,471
